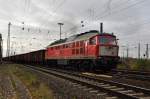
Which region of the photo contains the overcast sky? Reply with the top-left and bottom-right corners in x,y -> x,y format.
0,0 -> 150,57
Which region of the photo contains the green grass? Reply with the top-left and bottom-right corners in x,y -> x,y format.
118,58 -> 150,71
0,63 -> 54,99
33,83 -> 53,99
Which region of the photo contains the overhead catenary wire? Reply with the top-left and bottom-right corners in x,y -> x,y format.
66,0 -> 148,34
118,18 -> 150,40
28,0 -> 67,40
95,0 -> 147,21
6,0 -> 150,56
76,0 -> 131,25
14,0 -> 150,38
65,0 -> 131,32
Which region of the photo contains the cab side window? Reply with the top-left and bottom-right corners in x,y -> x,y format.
89,38 -> 96,45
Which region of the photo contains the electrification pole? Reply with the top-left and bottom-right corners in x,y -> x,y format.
58,23 -> 64,40
6,22 -> 11,59
127,47 -> 129,59
138,43 -> 140,59
0,33 -> 2,64
146,44 -> 149,59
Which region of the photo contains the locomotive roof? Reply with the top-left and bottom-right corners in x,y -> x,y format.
49,30 -> 115,46
49,30 -> 98,46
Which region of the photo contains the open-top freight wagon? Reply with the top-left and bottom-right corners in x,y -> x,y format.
4,50 -> 45,65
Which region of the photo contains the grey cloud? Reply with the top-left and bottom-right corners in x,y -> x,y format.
0,0 -> 149,57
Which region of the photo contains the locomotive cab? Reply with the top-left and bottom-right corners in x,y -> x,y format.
88,33 -> 119,70
98,33 -> 118,57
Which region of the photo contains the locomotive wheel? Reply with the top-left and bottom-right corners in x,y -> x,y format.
81,60 -> 94,71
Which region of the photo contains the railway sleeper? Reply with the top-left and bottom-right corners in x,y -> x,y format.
72,85 -> 108,98
83,88 -> 93,92
89,90 -> 99,94
67,84 -> 89,97
104,86 -> 117,89
69,82 -> 110,98
72,84 -> 81,87
98,82 -> 105,85
78,85 -> 87,89
111,88 -> 125,91
96,92 -> 107,96
140,97 -> 150,99
88,90 -> 107,99
95,94 -> 107,99
99,84 -> 110,87
119,90 -> 133,94
89,93 -> 106,99
106,96 -> 118,99
82,88 -> 94,97
127,93 -> 144,96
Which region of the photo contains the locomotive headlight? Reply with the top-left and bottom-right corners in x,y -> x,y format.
106,46 -> 113,50
100,46 -> 117,56
108,46 -> 113,49
112,52 -> 114,55
99,57 -> 102,59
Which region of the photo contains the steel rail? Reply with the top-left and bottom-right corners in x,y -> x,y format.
25,65 -> 150,99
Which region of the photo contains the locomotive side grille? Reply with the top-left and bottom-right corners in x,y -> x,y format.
99,46 -> 118,56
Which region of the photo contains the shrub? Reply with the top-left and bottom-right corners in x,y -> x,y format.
134,59 -> 150,71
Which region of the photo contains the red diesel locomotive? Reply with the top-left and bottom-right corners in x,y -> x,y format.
4,30 -> 119,71
45,30 -> 119,70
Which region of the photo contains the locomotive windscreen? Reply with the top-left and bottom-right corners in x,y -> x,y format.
99,35 -> 118,56
99,36 -> 117,45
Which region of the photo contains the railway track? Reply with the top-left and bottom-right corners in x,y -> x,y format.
111,69 -> 150,81
112,69 -> 150,75
25,65 -> 150,99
